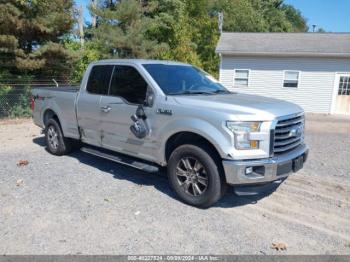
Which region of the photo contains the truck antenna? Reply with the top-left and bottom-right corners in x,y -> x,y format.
52,79 -> 59,87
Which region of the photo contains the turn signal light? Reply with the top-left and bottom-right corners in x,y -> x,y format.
250,140 -> 258,149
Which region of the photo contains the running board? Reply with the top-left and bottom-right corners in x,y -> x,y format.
80,146 -> 159,173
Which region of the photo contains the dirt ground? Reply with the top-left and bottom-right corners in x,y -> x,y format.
0,114 -> 350,255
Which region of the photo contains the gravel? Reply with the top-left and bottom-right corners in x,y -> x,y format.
0,115 -> 350,255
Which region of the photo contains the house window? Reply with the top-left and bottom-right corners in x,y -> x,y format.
234,69 -> 249,87
283,71 -> 299,88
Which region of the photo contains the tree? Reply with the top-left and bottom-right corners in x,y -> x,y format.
184,0 -> 220,73
64,39 -> 103,83
209,0 -> 267,32
209,0 -> 307,33
282,4 -> 308,32
0,0 -> 75,79
147,0 -> 202,66
84,0 -> 308,77
316,27 -> 327,33
89,0 -> 168,59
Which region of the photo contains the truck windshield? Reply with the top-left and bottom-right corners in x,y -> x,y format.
143,64 -> 230,95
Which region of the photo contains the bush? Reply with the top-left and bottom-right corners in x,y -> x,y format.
0,85 -> 32,118
0,85 -> 12,117
8,87 -> 32,118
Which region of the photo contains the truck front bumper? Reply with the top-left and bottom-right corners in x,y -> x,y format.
222,144 -> 308,186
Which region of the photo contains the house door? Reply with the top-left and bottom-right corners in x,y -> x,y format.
334,74 -> 350,114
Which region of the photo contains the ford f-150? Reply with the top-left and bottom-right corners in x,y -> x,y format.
32,59 -> 308,207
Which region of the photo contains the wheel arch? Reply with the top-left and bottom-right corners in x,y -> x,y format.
164,132 -> 226,182
43,109 -> 62,128
157,117 -> 231,165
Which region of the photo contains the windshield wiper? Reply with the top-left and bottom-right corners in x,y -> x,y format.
212,89 -> 231,94
167,89 -> 232,96
167,90 -> 215,95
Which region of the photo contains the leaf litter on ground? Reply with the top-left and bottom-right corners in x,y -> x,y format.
271,242 -> 287,251
17,160 -> 29,167
16,179 -> 24,186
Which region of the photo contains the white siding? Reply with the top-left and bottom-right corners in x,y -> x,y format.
219,56 -> 350,113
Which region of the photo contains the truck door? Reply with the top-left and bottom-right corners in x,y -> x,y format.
76,65 -> 114,146
99,65 -> 157,162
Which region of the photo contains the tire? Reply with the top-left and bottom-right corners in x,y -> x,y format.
45,118 -> 74,155
167,144 -> 227,208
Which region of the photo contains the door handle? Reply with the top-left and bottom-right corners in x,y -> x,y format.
100,105 -> 111,113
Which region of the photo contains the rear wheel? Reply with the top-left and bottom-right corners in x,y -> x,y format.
167,144 -> 227,208
45,118 -> 74,155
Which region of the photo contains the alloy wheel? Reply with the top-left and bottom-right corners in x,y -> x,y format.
176,157 -> 208,197
47,125 -> 59,150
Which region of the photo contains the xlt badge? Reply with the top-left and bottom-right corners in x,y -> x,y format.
156,108 -> 172,115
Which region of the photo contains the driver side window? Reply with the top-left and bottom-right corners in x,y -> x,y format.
109,65 -> 148,104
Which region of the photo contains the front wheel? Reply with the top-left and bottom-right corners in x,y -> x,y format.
167,144 -> 227,208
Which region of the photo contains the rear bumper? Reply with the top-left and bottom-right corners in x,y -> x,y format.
222,144 -> 308,185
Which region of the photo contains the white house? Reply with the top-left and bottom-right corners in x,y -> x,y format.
216,33 -> 350,115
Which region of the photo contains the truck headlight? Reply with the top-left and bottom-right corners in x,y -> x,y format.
226,121 -> 261,149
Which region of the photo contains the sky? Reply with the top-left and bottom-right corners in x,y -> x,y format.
75,0 -> 90,21
75,0 -> 350,32
285,0 -> 350,32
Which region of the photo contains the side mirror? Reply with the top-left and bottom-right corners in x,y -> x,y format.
144,94 -> 154,107
144,86 -> 154,107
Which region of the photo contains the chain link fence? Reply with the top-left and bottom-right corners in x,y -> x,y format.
0,79 -> 77,118
0,85 -> 32,118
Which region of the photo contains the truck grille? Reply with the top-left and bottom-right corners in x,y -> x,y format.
273,114 -> 305,155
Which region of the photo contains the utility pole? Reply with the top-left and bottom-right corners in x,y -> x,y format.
218,11 -> 223,34
78,4 -> 85,47
91,0 -> 97,28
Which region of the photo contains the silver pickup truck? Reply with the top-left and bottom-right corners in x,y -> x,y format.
32,59 -> 308,207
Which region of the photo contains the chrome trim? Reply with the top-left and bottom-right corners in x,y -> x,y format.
222,144 -> 308,185
276,119 -> 304,127
274,112 -> 304,122
274,140 -> 301,153
274,133 -> 298,140
274,136 -> 301,147
272,113 -> 305,156
275,124 -> 302,134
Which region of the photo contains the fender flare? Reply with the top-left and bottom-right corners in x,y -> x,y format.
156,118 -> 230,164
41,103 -> 65,134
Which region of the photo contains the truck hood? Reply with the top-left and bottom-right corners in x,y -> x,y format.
172,93 -> 303,120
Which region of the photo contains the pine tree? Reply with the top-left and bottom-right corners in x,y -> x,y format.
0,0 -> 75,79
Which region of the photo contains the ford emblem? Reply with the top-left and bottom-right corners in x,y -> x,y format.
289,126 -> 303,137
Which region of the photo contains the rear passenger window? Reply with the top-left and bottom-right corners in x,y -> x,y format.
109,66 -> 147,104
86,65 -> 114,95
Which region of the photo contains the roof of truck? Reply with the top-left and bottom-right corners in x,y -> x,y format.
91,59 -> 190,66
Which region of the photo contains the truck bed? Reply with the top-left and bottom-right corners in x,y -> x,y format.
32,85 -> 80,139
